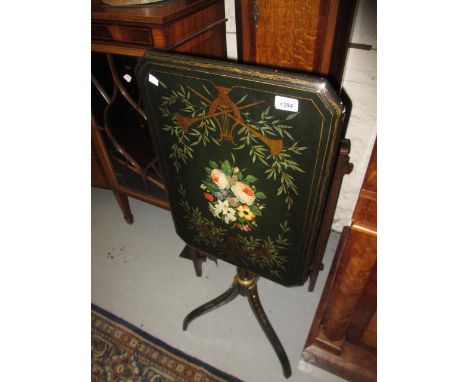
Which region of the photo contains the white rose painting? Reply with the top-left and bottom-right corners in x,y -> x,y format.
201,159 -> 266,231
210,169 -> 230,190
231,181 -> 256,205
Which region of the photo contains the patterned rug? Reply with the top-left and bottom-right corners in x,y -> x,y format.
92,304 -> 242,382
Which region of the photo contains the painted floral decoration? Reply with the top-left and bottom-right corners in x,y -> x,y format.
201,160 -> 266,232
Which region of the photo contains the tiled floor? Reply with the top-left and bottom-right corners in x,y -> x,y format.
92,188 -> 346,382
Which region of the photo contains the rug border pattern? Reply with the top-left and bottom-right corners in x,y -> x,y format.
92,303 -> 243,382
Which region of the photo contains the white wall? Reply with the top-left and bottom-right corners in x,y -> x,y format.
332,0 -> 377,231
224,0 -> 238,60
223,0 -> 377,232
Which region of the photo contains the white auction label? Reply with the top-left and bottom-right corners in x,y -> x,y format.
275,95 -> 299,112
148,74 -> 159,86
123,74 -> 132,83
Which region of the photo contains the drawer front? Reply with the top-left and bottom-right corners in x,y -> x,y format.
92,23 -> 153,46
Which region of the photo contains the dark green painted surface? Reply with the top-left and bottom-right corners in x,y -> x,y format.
137,51 -> 345,286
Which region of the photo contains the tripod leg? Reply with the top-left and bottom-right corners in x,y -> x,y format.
183,281 -> 239,331
247,284 -> 292,378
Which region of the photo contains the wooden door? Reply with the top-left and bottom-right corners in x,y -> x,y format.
235,0 -> 356,87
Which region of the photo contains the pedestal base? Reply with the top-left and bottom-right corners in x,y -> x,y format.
183,268 -> 292,378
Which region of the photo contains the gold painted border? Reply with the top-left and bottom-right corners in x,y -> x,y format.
142,51 -> 344,114
145,51 -> 326,88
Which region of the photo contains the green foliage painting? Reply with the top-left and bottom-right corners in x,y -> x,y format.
157,81 -> 307,210
138,52 -> 345,285
154,79 -> 313,278
178,179 -> 289,278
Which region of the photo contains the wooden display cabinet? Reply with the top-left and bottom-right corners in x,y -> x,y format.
235,0 -> 357,88
91,0 -> 227,223
303,142 -> 377,382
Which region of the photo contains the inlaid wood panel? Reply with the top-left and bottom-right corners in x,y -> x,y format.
254,0 -> 322,71
92,23 -> 153,46
235,0 -> 357,87
322,230 -> 377,341
162,2 -> 225,47
91,0 -> 226,56
91,23 -> 113,41
303,141 -> 377,382
346,263 -> 377,345
361,312 -> 377,349
92,0 -> 221,24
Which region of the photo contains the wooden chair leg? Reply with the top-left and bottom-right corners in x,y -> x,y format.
92,116 -> 134,225
112,190 -> 134,224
